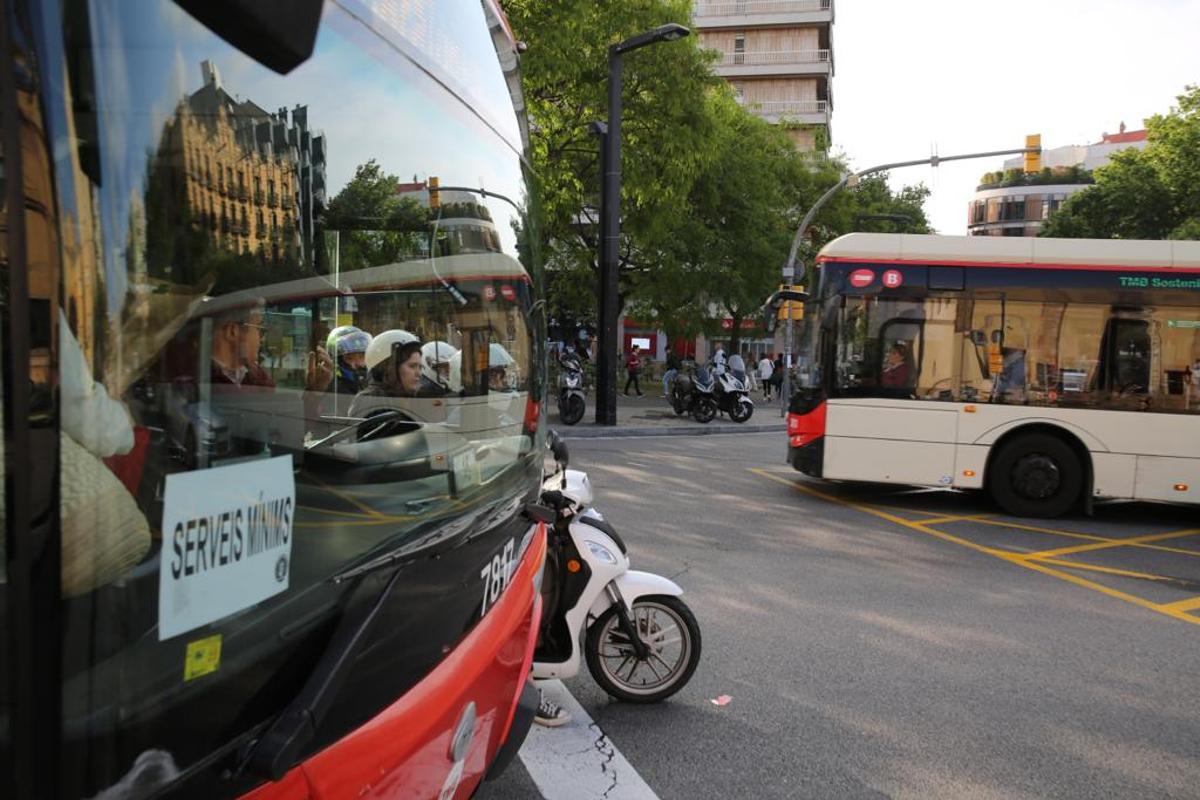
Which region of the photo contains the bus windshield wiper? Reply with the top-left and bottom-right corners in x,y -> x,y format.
240,562 -> 408,781
237,509 -> 486,781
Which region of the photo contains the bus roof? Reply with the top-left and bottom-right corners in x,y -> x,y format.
816,233 -> 1200,270
198,252 -> 529,317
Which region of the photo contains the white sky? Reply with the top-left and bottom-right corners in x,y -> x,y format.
832,0 -> 1200,235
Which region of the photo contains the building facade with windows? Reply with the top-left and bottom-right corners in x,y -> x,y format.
693,0 -> 834,150
968,126 -> 1147,237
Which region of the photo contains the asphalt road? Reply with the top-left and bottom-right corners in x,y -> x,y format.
482,432 -> 1200,799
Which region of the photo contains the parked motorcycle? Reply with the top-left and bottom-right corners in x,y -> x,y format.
669,365 -> 718,424
557,350 -> 587,425
533,433 -> 702,703
713,355 -> 754,423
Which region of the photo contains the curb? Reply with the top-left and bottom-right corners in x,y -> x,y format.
550,422 -> 786,439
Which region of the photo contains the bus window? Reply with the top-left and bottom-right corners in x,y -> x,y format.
833,296 -> 960,399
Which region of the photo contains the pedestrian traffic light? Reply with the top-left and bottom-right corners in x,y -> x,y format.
1023,134 -> 1042,174
428,176 -> 440,211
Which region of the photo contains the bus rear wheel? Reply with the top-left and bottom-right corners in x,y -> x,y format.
987,432 -> 1082,518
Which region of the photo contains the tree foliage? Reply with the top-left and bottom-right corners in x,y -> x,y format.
506,0 -> 932,348
325,159 -> 431,268
1041,85 -> 1200,240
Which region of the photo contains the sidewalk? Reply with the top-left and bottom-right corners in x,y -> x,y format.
548,390 -> 787,439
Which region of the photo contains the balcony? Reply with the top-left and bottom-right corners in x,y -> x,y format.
711,48 -> 831,78
739,98 -> 829,125
694,0 -> 833,30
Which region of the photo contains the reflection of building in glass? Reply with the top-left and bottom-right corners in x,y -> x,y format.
148,61 -> 326,276
968,125 -> 1148,237
396,180 -> 502,254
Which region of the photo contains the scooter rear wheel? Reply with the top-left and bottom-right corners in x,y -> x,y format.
585,595 -> 701,703
560,394 -> 586,425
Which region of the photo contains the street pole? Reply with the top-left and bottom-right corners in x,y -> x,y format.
595,23 -> 690,425
596,53 -> 622,425
777,144 -> 1041,416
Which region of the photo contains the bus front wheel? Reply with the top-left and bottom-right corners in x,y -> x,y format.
987,433 -> 1083,519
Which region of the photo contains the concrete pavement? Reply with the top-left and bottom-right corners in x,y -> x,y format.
482,433 -> 1200,799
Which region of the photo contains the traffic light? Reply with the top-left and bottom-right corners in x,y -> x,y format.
1023,134 -> 1042,174
776,284 -> 805,321
428,176 -> 440,211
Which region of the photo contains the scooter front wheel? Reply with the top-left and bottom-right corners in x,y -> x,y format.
691,397 -> 717,424
730,399 -> 753,423
585,595 -> 702,704
560,393 -> 586,425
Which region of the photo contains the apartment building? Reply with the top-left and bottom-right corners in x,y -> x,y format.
693,0 -> 834,150
968,125 -> 1148,237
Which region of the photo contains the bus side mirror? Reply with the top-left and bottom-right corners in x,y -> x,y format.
174,0 -> 322,74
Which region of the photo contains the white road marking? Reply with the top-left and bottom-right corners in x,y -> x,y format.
518,680 -> 660,800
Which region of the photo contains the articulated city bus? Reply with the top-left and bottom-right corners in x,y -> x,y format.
787,233 -> 1200,517
2,1 -> 549,797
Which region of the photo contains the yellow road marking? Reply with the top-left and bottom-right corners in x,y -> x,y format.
1023,529 -> 1200,560
308,475 -> 387,518
910,513 -> 995,526
1158,596 -> 1200,613
751,469 -> 1200,627
1025,557 -> 1178,584
914,514 -> 1200,559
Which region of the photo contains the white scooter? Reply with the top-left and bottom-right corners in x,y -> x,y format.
532,434 -> 701,703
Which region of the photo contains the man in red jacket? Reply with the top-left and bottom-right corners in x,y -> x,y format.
623,344 -> 644,397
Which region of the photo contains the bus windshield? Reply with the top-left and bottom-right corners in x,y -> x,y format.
7,0 -> 544,796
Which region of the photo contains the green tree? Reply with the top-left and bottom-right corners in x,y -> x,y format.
325,159 -> 431,268
1041,85 -> 1200,240
505,0 -> 721,323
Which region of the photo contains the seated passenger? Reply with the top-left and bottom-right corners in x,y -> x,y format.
881,343 -> 912,389
348,330 -> 447,421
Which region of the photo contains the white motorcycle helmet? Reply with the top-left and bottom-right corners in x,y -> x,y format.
444,343 -> 517,393
488,343 -> 516,391
420,340 -> 458,388
365,329 -> 419,375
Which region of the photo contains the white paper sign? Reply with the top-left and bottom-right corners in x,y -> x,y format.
158,456 -> 295,640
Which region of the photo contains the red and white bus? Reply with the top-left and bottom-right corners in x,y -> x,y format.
2,1 -> 549,797
787,233 -> 1200,517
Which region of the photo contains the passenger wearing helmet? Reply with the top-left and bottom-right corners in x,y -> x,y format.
326,325 -> 373,395
487,342 -> 516,392
348,329 -> 446,420
421,341 -> 458,392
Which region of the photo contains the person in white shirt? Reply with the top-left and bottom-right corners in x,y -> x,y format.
758,353 -> 775,401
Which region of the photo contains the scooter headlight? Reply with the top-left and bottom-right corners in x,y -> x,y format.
585,540 -> 619,565
565,373 -> 581,388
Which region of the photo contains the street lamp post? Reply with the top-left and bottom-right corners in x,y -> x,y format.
595,23 -> 690,426
776,144 -> 1042,416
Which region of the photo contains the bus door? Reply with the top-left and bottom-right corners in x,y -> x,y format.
825,298 -> 960,488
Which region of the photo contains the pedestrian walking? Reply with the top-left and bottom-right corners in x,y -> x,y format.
623,344 -> 644,396
770,353 -> 784,399
758,352 -> 775,401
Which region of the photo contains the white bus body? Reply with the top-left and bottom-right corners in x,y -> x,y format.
788,233 -> 1200,516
